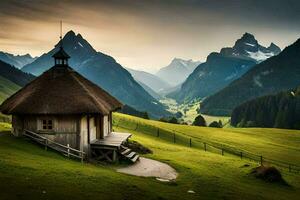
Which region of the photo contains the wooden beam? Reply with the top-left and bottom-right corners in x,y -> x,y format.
109,112 -> 113,133
87,115 -> 90,159
96,115 -> 100,139
87,115 -> 90,144
100,116 -> 104,139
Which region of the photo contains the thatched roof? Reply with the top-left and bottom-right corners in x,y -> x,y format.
0,65 -> 123,115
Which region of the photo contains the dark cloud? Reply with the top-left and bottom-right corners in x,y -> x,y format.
0,0 -> 299,71
1,0 -> 300,23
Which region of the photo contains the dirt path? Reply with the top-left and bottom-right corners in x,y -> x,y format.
117,157 -> 178,181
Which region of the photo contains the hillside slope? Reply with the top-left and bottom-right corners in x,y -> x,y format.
0,76 -> 20,103
21,31 -> 169,118
114,113 -> 300,166
0,60 -> 35,87
201,38 -> 300,116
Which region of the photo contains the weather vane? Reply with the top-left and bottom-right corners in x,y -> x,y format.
60,20 -> 63,48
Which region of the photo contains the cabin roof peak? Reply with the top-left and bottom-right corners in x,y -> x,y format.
52,21 -> 70,65
52,47 -> 70,59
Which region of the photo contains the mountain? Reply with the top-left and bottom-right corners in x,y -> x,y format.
137,81 -> 161,100
200,38 -> 300,116
169,54 -> 257,102
126,68 -> 170,93
0,52 -> 36,69
231,87 -> 300,130
0,60 -> 35,103
21,31 -> 169,118
22,31 -> 96,75
156,58 -> 201,86
220,33 -> 281,62
169,33 -> 281,103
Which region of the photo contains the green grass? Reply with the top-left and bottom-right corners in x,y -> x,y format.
0,76 -> 20,103
114,113 -> 300,168
0,117 -> 300,200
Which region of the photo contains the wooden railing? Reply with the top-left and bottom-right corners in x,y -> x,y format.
24,129 -> 85,162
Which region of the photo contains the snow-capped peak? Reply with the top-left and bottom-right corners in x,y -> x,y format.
245,42 -> 256,47
246,50 -> 274,62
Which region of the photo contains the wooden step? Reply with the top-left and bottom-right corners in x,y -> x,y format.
121,148 -> 131,155
131,154 -> 139,163
120,145 -> 128,150
119,146 -> 140,162
126,152 -> 136,159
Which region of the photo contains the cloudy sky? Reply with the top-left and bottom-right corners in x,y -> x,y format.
0,0 -> 299,72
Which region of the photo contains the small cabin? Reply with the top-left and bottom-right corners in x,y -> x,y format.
0,46 -> 135,162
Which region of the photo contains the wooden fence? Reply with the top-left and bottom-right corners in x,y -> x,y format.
24,129 -> 85,162
113,117 -> 300,173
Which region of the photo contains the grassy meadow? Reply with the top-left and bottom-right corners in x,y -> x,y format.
114,113 -> 300,167
0,112 -> 300,200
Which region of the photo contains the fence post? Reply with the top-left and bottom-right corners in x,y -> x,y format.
45,139 -> 48,151
204,143 -> 207,151
173,133 -> 176,143
67,144 -> 70,158
189,138 -> 192,147
260,156 -> 263,165
135,123 -> 138,131
157,128 -> 160,137
81,152 -> 84,163
240,152 -> 243,159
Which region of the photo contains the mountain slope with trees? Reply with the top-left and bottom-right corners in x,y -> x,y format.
0,60 -> 35,87
0,60 -> 35,103
201,38 -> 300,116
231,87 -> 300,129
0,76 -> 20,103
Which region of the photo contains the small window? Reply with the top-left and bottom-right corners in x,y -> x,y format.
42,119 -> 53,130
